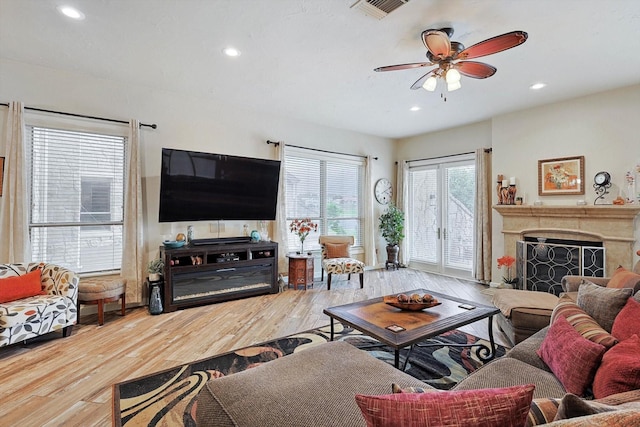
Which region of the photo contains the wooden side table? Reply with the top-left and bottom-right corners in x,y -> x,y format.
288,254 -> 314,290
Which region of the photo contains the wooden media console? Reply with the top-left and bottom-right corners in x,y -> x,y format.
160,239 -> 278,312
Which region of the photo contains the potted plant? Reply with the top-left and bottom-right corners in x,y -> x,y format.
378,202 -> 405,269
148,258 -> 164,282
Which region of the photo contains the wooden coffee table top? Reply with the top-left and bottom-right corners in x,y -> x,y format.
323,289 -> 499,350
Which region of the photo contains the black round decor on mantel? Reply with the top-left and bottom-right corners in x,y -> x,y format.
593,171 -> 612,205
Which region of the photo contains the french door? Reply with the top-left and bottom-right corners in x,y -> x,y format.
408,156 -> 475,277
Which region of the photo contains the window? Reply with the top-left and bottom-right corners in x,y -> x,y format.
408,156 -> 475,277
28,125 -> 126,274
285,148 -> 364,252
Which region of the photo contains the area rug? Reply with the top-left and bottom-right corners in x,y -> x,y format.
113,323 -> 506,426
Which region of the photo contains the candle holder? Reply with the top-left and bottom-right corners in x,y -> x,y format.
496,175 -> 504,204
501,185 -> 510,205
508,184 -> 517,205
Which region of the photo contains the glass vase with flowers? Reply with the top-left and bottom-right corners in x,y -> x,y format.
289,218 -> 318,254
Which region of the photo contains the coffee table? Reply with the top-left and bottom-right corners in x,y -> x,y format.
323,289 -> 500,369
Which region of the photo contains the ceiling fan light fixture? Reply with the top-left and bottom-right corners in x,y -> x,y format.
447,80 -> 461,91
445,68 -> 461,83
422,76 -> 437,91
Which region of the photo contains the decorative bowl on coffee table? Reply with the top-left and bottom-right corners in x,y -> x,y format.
383,296 -> 441,311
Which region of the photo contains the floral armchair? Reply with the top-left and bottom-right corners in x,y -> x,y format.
0,263 -> 79,347
318,235 -> 365,290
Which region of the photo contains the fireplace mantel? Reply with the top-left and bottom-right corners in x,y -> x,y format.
494,204 -> 640,275
494,205 -> 640,220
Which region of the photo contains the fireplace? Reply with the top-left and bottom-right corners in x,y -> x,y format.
516,237 -> 604,295
495,205 -> 640,285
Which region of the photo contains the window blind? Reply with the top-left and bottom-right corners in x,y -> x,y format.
285,150 -> 363,251
28,125 -> 126,274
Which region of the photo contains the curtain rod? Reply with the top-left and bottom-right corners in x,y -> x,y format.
402,148 -> 491,164
266,140 -> 377,160
0,103 -> 157,129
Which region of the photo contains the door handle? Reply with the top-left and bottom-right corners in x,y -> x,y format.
437,228 -> 441,240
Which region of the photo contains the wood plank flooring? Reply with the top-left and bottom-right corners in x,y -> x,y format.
0,268 -> 507,426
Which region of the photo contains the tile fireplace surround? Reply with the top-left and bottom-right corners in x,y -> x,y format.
494,205 -> 640,276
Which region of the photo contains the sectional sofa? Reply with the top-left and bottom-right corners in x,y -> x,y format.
196,273 -> 640,426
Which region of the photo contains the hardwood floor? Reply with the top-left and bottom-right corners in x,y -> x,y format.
0,268 -> 508,426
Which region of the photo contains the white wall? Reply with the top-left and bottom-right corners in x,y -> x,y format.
0,59 -> 395,270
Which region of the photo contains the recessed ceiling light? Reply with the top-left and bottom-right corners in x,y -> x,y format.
57,5 -> 85,20
530,82 -> 546,90
222,47 -> 241,57
410,106 -> 421,112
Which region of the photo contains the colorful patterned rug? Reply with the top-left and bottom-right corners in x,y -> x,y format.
113,323 -> 506,426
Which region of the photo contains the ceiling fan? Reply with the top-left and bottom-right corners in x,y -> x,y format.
374,28 -> 528,95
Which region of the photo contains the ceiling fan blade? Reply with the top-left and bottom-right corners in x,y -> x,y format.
456,61 -> 497,79
374,62 -> 433,72
422,29 -> 451,59
457,31 -> 528,60
410,70 -> 437,90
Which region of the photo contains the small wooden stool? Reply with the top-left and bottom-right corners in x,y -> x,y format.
78,279 -> 127,325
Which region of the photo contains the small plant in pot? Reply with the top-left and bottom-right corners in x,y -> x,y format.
147,258 -> 164,282
378,202 -> 405,269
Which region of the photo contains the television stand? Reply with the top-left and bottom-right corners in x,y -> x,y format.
191,236 -> 251,245
160,241 -> 278,312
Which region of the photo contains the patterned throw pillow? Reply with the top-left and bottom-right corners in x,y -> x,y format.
355,384 -> 535,427
611,297 -> 640,341
576,281 -> 632,332
0,269 -> 44,303
606,266 -> 640,293
537,316 -> 606,396
550,301 -> 617,348
592,334 -> 640,399
324,242 -> 350,259
525,398 -> 561,426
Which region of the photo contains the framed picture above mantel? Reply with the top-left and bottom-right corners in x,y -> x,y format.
538,155 -> 585,196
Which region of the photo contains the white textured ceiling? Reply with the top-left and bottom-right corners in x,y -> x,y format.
1,0 -> 639,139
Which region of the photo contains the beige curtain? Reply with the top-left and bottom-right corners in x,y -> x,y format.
473,148 -> 492,282
363,156 -> 376,266
396,160 -> 409,266
273,142 -> 289,274
0,102 -> 30,263
120,120 -> 144,303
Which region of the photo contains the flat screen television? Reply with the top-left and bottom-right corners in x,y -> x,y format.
159,148 -> 281,222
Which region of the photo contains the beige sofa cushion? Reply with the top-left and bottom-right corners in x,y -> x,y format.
196,341 -> 430,427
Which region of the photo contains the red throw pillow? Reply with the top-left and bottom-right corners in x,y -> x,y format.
611,297 -> 640,341
355,384 -> 535,427
592,334 -> 640,399
0,269 -> 44,303
537,316 -> 606,396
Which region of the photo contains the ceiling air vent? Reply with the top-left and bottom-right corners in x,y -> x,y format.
351,0 -> 410,20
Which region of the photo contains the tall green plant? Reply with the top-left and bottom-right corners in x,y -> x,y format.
379,202 -> 405,246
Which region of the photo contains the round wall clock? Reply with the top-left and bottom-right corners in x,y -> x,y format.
374,178 -> 393,204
